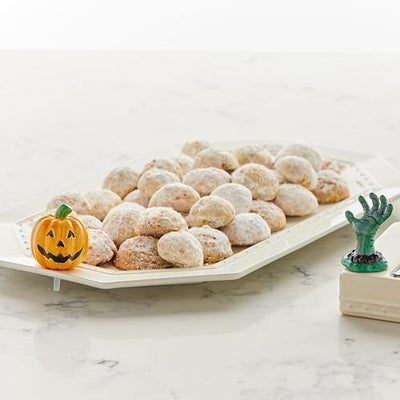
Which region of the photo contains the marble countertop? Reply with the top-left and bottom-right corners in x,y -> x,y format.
1,52 -> 400,399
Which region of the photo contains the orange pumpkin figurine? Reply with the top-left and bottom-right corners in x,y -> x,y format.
31,203 -> 88,270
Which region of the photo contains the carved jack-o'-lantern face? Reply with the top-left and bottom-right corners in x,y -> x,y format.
31,203 -> 88,270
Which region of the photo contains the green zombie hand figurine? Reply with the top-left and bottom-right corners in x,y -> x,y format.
342,193 -> 393,272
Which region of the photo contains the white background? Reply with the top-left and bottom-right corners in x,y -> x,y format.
1,0 -> 400,51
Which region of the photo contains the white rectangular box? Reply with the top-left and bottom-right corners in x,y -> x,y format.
340,222 -> 400,323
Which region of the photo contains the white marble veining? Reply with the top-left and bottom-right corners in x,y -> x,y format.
1,52 -> 400,399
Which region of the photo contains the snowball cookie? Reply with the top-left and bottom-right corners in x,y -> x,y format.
181,213 -> 191,226
192,148 -> 239,171
211,183 -> 252,214
102,205 -> 142,247
232,163 -> 279,201
188,196 -> 235,228
111,201 -> 144,212
124,189 -> 149,207
320,159 -> 342,174
263,143 -> 282,156
232,145 -> 274,168
221,213 -> 271,246
189,226 -> 233,264
250,200 -> 286,233
46,192 -> 90,215
274,170 -> 287,185
275,143 -> 322,171
274,155 -> 317,190
78,214 -> 102,230
142,158 -> 183,179
182,140 -> 211,158
274,184 -> 318,217
137,207 -> 188,238
85,229 -> 117,266
102,166 -> 140,199
115,236 -> 171,270
173,154 -> 193,175
183,167 -> 231,196
85,189 -> 122,220
149,183 -> 200,214
312,170 -> 350,204
158,231 -> 203,268
137,168 -> 180,198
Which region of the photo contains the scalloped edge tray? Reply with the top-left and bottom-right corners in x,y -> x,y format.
1,141 -> 400,289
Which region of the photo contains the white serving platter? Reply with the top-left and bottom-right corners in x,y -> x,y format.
1,141 -> 400,290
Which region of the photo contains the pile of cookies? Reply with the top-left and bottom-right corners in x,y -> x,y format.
44,141 -> 350,270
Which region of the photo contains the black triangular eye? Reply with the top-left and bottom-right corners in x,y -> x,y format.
67,230 -> 75,238
47,230 -> 54,238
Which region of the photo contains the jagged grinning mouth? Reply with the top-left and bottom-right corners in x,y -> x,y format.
37,244 -> 83,263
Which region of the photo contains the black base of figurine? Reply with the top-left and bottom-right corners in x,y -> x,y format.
345,250 -> 384,265
341,250 -> 388,273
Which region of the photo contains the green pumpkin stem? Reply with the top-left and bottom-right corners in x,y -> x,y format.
55,203 -> 73,219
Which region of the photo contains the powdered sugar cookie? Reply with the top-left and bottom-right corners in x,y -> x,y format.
158,231 -> 203,268
181,213 -> 190,226
102,205 -> 142,247
85,189 -> 122,220
78,214 -> 102,230
274,170 -> 287,185
221,213 -> 271,245
192,148 -> 239,171
232,145 -> 274,168
85,229 -> 117,266
182,140 -> 211,158
275,143 -> 322,171
189,226 -> 232,263
111,201 -> 144,212
275,156 -> 317,189
232,163 -> 279,201
149,183 -> 200,214
173,154 -> 193,175
312,170 -> 350,204
211,183 -> 252,214
250,200 -> 286,232
137,207 -> 188,238
320,159 -> 342,174
124,189 -> 149,207
137,168 -> 180,198
102,166 -> 140,198
188,196 -> 235,228
263,143 -> 282,156
183,167 -> 231,196
46,192 -> 90,215
274,184 -> 318,217
142,158 -> 183,179
115,236 -> 171,270
114,202 -> 144,213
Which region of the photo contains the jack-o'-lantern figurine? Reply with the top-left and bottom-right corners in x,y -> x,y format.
31,203 -> 88,270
